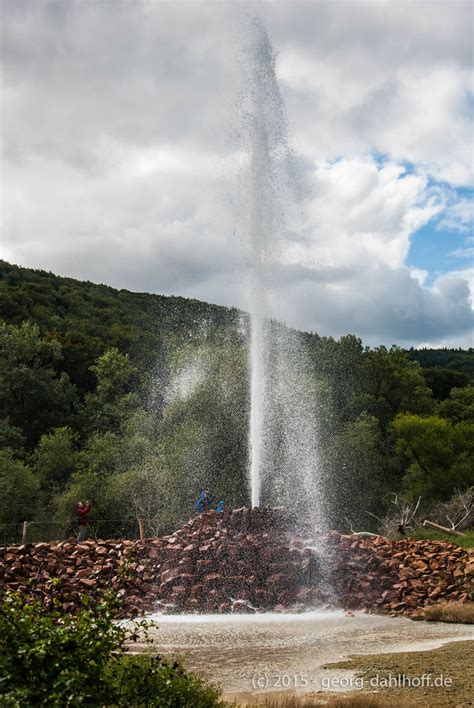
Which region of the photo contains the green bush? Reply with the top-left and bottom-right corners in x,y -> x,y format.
106,655 -> 223,707
0,592 -> 223,707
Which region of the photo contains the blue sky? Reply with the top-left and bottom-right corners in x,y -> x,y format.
407,186 -> 473,286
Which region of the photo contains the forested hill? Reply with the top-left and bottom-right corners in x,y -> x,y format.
1,260 -> 472,389
0,260 -> 240,394
407,347 -> 474,377
1,259 -> 473,542
1,258 -> 473,404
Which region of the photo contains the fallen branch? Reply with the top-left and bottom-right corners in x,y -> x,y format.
345,516 -> 381,538
423,519 -> 465,537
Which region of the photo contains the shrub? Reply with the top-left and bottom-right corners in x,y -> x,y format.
0,592 -> 223,707
0,592 -> 125,706
106,655 -> 223,707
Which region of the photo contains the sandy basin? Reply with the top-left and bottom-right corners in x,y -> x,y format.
128,609 -> 474,699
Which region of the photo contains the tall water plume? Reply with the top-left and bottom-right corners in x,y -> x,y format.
242,17 -> 327,529
245,18 -> 289,508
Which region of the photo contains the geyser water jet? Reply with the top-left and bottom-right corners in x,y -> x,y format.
246,18 -> 287,508
248,82 -> 267,508
242,18 -> 327,531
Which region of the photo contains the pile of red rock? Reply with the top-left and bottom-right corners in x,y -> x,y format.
0,507 -> 472,618
327,532 -> 473,616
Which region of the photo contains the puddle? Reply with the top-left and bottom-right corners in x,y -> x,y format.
126,609 -> 474,696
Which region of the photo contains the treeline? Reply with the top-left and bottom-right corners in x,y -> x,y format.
407,347 -> 474,377
0,261 -> 472,540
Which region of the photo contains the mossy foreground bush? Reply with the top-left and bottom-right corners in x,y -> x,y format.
0,592 -> 222,707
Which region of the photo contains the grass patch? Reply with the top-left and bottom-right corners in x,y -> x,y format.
253,695 -> 384,706
321,640 -> 474,707
421,601 -> 474,624
391,529 -> 474,548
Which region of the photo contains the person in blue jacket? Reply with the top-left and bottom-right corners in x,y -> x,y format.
216,500 -> 225,513
195,490 -> 213,513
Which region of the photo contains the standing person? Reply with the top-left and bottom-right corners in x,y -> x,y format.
203,490 -> 213,511
195,490 -> 213,513
76,501 -> 91,542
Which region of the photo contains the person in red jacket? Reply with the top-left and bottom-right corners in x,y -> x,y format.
76,501 -> 91,542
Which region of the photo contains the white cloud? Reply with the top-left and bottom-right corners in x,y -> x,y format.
409,267 -> 429,286
0,0 -> 472,347
450,244 -> 474,260
303,157 -> 443,270
270,2 -> 472,185
440,200 -> 473,235
437,267 -> 473,307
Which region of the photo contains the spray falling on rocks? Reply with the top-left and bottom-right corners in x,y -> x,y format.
2,508 -> 472,618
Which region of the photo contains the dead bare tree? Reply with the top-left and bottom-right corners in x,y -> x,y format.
130,494 -> 163,538
443,487 -> 473,532
390,492 -> 422,531
423,487 -> 473,537
371,492 -> 422,537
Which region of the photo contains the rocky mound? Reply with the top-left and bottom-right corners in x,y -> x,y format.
327,532 -> 472,614
1,507 -> 472,618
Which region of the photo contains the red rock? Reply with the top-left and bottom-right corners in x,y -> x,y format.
177,558 -> 194,574
296,587 -> 313,602
190,583 -> 205,600
183,598 -> 200,612
160,567 -> 180,585
196,559 -> 216,575
203,573 -> 222,589
2,507 -> 471,619
267,573 -> 287,589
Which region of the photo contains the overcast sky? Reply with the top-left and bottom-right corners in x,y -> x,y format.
1,0 -> 472,347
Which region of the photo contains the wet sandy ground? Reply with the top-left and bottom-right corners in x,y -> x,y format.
128,609 -> 474,699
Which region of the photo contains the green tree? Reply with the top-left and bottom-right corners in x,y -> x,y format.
326,413 -> 394,530
0,592 -> 223,707
422,367 -> 471,401
309,334 -> 369,425
84,348 -> 139,433
112,457 -> 165,535
0,418 -> 26,456
78,408 -> 158,477
157,340 -> 249,528
391,413 -> 474,500
363,346 -> 434,430
0,321 -> 79,447
32,427 -> 78,491
0,450 -> 39,538
53,467 -> 139,539
53,470 -> 104,536
439,386 -> 474,423
53,407 -> 162,537
78,431 -> 126,477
